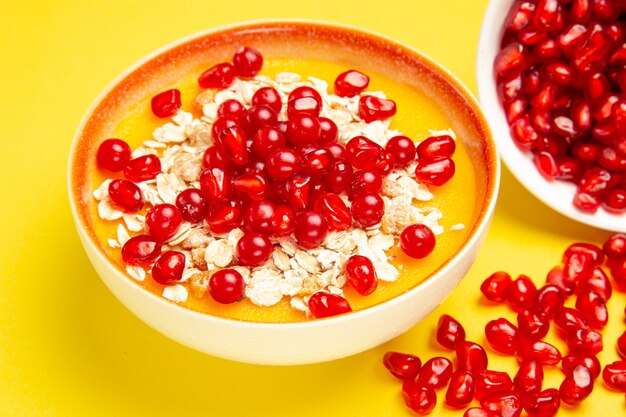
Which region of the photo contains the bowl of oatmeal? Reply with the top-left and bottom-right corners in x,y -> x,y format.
68,21 -> 499,364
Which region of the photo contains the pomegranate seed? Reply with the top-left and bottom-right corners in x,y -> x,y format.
198,62 -> 235,89
402,382 -> 437,415
517,309 -> 550,340
609,258 -> 626,290
334,69 -> 369,97
151,251 -> 185,285
566,328 -> 603,355
560,364 -> 594,405
481,271 -> 513,303
534,152 -> 559,179
485,318 -> 519,355
205,199 -> 243,234
554,306 -> 590,333
233,172 -> 268,201
480,391 -> 522,417
245,105 -> 278,136
504,98 -> 527,123
416,135 -> 456,160
325,158 -> 353,193
121,235 -> 161,266
524,388 -> 560,417
288,86 -> 322,108
517,340 -> 562,366
318,117 -> 338,144
250,126 -> 286,160
217,126 -> 248,166
285,174 -> 312,212
302,148 -> 334,176
498,74 -> 523,102
445,370 -> 475,408
97,138 -> 132,172
563,253 -> 593,288
417,357 -> 454,390
209,269 -> 245,304
414,157 -> 455,186
286,113 -> 320,147
584,72 -> 610,103
358,95 -> 397,122
348,169 -> 383,197
217,99 -> 246,122
556,157 -> 583,182
236,233 -> 273,267
268,205 -> 295,237
346,136 -> 384,169
344,255 -> 378,296
308,291 -> 351,318
494,42 -> 527,78
294,211 -> 328,249
562,355 -> 602,379
287,96 -> 321,119
436,314 -> 466,350
475,370 -> 513,401
243,200 -> 276,235
123,154 -> 161,182
251,87 -> 282,114
510,116 -> 539,149
457,341 -> 489,373
315,192 -> 351,231
464,408 -> 497,417
618,330 -> 626,359
535,39 -> 561,61
508,275 -> 537,312
108,179 -> 143,212
603,360 -> 626,391
200,167 -> 232,201
266,148 -> 302,180
383,351 -> 422,380
603,188 -> 626,212
533,284 -> 565,318
211,116 -> 239,142
151,89 -> 181,118
232,46 -> 263,78
578,266 -> 612,302
351,192 -> 385,227
400,223 -> 436,259
565,242 -> 604,266
504,1 -> 534,32
604,233 -> 626,259
385,135 -> 416,168
575,288 -> 608,329
514,360 -> 544,395
573,191 -> 600,213
145,204 -> 182,242
175,188 -> 208,224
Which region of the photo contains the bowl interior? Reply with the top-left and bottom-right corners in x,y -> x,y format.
70,21 -> 499,321
477,1 -> 626,232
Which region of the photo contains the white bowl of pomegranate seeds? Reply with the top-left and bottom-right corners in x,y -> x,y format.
477,0 -> 626,232
69,21 -> 499,364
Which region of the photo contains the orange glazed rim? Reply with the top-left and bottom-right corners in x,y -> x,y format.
68,19 -> 500,326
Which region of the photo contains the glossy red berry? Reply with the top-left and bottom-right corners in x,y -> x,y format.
566,328 -> 603,356
475,370 -> 513,401
402,381 -> 437,415
561,355 -> 601,379
575,288 -> 608,329
287,96 -> 321,118
146,204 -> 183,242
517,309 -> 550,340
315,192 -> 351,231
480,391 -> 522,417
233,172 -> 268,201
417,357 -> 454,390
285,174 -> 312,212
351,192 -> 384,227
523,389 -> 560,417
97,138 -> 132,171
456,341 -> 488,373
308,291 -> 352,318
514,360 -> 544,395
414,157 -> 455,186
205,199 -> 243,234
559,365 -> 593,405
175,188 -> 208,224
345,255 -> 378,296
245,105 -> 278,136
383,351 -> 422,380
209,269 -> 245,304
436,314 -> 466,350
251,87 -> 281,113
517,340 -> 562,366
266,148 -> 302,180
251,126 -> 286,160
218,125 -> 248,166
288,86 -> 322,109
243,200 -> 276,235
217,99 -> 246,122
325,159 -> 353,193
232,46 -> 263,77
151,251 -> 186,285
286,113 -> 321,147
445,370 -> 475,408
121,235 -> 161,266
507,275 -> 537,312
602,360 -> 626,391
564,242 -> 604,267
554,306 -> 589,334
123,154 -> 161,182
577,266 -> 612,303
318,117 -> 338,144
348,169 -> 382,197
400,224 -> 436,259
358,95 -> 397,122
385,135 -> 416,167
481,271 -> 513,303
236,233 -> 273,267
151,89 -> 181,118
294,211 -> 328,249
532,284 -> 565,318
108,179 -> 143,212
302,148 -> 334,176
198,62 -> 235,89
200,167 -> 232,201
334,69 -> 369,97
270,205 -> 296,237
603,233 -> 626,259
416,135 -> 456,160
546,266 -> 575,295
485,318 -> 519,355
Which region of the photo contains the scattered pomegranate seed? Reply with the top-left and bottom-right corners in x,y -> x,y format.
474,370 -> 513,401
603,233 -> 626,259
232,46 -> 263,78
436,314 -> 466,350
514,359 -> 544,396
108,179 -> 143,212
602,360 -> 626,391
560,364 -> 594,405
200,167 -> 232,201
414,157 -> 455,186
485,318 -> 519,355
123,154 -> 161,182
532,284 -> 565,318
517,308 -> 550,340
315,192 -> 352,231
554,306 -> 590,334
416,135 -> 456,160
205,199 -> 243,234
151,89 -> 181,118
578,266 -> 612,302
344,255 -> 378,296
561,355 -> 602,379
385,135 -> 417,168
270,205 -> 296,237
245,105 -> 278,136
209,269 -> 245,304
97,138 -> 132,171
400,224 -> 436,259
507,275 -> 537,312
417,357 -> 454,390
236,232 -> 273,267
334,69 -> 370,97
175,188 -> 208,224
358,95 -> 397,122
325,158 -> 353,193
151,251 -> 186,285
481,271 -> 513,303
524,388 -> 560,417
294,211 -> 328,249
575,288 -> 608,329
198,62 -> 235,89
445,370 -> 475,408
402,381 -> 437,415
243,200 -> 276,235
383,352 -> 422,380
456,341 -> 489,373
217,99 -> 246,122
308,291 -> 351,318
318,117 -> 338,144
146,204 -> 182,242
517,340 -> 562,366
566,328 -> 603,356
350,192 -> 384,227
233,172 -> 268,201
203,144 -> 233,170
480,391 -> 522,417
348,169 -> 383,197
121,235 -> 161,266
251,87 -> 282,114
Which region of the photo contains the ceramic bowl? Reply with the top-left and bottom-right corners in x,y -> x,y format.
68,20 -> 499,365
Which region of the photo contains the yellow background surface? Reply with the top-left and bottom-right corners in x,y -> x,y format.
0,0 -> 624,416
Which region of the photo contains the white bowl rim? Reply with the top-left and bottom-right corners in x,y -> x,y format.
476,0 -> 626,233
68,18 -> 501,329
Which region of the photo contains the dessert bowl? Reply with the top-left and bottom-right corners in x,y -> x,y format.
68,20 -> 499,365
477,0 -> 626,232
